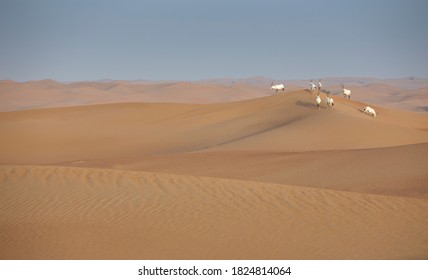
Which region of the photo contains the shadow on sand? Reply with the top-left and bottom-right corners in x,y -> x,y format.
295,100 -> 318,109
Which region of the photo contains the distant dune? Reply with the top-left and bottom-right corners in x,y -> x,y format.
1,77 -> 427,112
0,79 -> 269,111
1,80 -> 428,259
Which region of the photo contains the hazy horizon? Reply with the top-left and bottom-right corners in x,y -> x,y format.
2,75 -> 428,84
1,0 -> 428,82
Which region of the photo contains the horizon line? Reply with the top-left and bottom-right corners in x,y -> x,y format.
1,75 -> 426,84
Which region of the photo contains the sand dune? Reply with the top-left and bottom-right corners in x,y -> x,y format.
1,82 -> 428,259
0,80 -> 269,111
1,78 -> 427,112
1,166 -> 427,259
103,143 -> 428,198
1,90 -> 427,198
1,91 -> 428,165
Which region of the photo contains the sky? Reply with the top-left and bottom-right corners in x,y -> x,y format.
1,0 -> 427,82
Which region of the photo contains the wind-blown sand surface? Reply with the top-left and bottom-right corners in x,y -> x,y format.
1,166 -> 427,259
1,82 -> 428,259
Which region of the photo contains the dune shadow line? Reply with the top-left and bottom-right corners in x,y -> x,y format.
295,100 -> 317,109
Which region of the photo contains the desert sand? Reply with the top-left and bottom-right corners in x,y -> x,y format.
1,80 -> 428,259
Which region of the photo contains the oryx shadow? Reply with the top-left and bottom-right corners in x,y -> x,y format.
295,100 -> 318,109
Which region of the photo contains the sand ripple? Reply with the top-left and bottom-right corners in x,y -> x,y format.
1,165 -> 427,259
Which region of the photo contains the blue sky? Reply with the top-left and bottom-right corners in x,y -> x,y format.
1,0 -> 427,81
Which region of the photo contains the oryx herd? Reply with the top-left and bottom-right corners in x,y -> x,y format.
270,79 -> 377,117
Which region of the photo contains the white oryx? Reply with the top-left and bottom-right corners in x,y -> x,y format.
318,79 -> 322,93
271,82 -> 285,94
341,83 -> 351,99
310,80 -> 317,93
315,95 -> 321,109
363,106 -> 377,117
326,96 -> 334,109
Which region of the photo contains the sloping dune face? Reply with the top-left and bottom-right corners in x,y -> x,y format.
1,87 -> 428,259
1,92 -> 428,164
1,166 -> 427,260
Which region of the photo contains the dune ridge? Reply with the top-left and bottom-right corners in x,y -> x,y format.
98,143 -> 428,198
